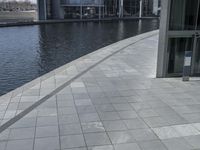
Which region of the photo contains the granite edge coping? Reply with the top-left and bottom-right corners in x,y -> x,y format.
0,30 -> 159,103
0,17 -> 159,28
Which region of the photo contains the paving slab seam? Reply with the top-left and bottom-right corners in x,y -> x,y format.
0,32 -> 158,134
55,95 -> 63,150
69,86 -> 92,149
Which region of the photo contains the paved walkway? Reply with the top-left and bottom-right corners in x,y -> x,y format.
1,30 -> 200,150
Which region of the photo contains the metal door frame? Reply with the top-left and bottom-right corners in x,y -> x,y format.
192,33 -> 200,75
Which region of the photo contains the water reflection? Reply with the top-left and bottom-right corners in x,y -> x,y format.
0,19 -> 159,95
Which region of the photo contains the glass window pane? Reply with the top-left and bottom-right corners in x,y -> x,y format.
169,0 -> 198,30
104,0 -> 119,17
82,6 -> 99,19
64,7 -> 81,19
168,38 -> 193,74
123,0 -> 140,17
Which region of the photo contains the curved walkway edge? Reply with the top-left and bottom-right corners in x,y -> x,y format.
1,30 -> 200,150
0,30 -> 159,132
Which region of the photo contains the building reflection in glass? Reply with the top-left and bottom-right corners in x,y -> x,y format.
40,0 -> 161,20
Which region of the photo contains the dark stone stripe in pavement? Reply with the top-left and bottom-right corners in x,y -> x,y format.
0,32 -> 158,133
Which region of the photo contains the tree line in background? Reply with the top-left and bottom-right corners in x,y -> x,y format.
0,0 -> 37,11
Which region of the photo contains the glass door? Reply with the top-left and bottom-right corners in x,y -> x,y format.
168,37 -> 194,75
166,0 -> 200,76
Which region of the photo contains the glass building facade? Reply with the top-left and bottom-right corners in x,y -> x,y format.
38,0 -> 161,20
157,0 -> 200,77
61,0 -> 104,19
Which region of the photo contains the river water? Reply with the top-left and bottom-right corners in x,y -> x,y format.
0,19 -> 159,96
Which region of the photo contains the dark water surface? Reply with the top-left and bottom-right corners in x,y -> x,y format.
0,19 -> 159,96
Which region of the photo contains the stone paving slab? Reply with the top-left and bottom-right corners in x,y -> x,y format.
1,30 -> 200,150
0,30 -> 158,128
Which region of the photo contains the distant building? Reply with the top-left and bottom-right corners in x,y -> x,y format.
157,0 -> 200,77
38,0 -> 161,20
0,1 -> 36,12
